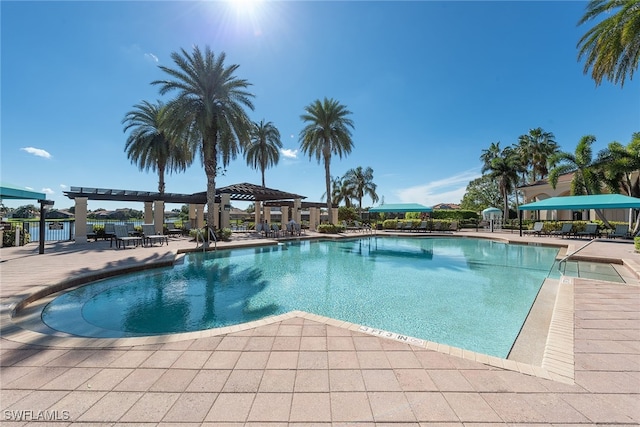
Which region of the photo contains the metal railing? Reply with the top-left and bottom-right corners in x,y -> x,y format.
195,227 -> 217,252
557,237 -> 598,274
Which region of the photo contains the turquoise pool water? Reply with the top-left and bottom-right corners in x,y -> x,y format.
42,237 -> 559,357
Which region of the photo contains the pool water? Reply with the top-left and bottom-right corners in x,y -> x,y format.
42,237 -> 559,357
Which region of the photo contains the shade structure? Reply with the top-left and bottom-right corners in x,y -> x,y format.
369,203 -> 432,213
0,183 -> 46,200
519,194 -> 640,211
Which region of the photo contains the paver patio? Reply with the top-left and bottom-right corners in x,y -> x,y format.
1,230 -> 638,425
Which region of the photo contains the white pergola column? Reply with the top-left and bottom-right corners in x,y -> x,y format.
195,204 -> 205,229
144,201 -> 153,224
75,197 -> 88,244
280,205 -> 289,230
189,204 -> 197,228
332,207 -> 339,225
264,206 -> 271,224
254,201 -> 261,227
309,208 -> 318,231
220,194 -> 231,230
294,198 -> 302,223
153,200 -> 164,234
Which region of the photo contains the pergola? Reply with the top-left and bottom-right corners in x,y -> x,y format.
0,183 -> 53,254
63,182 -> 309,243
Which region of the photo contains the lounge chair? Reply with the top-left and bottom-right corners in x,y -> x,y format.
142,224 -> 168,246
416,221 -> 429,232
523,221 -> 544,236
577,223 -> 599,239
86,224 -> 97,241
550,223 -> 574,238
432,221 -> 443,232
403,221 -> 415,232
112,224 -> 143,249
609,224 -> 630,239
166,222 -> 182,237
448,221 -> 458,232
104,223 -> 116,241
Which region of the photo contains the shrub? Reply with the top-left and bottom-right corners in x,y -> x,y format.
635,236 -> 640,252
317,224 -> 345,234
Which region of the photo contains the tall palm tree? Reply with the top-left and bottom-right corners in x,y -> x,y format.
152,46 -> 254,232
549,135 -> 612,226
480,141 -> 502,171
245,120 -> 282,187
299,98 -> 355,223
481,146 -> 522,220
343,166 -> 379,214
577,0 -> 640,88
122,100 -> 192,194
517,128 -> 558,183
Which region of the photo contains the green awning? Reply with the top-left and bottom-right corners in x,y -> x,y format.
0,183 -> 46,200
519,194 -> 640,211
369,203 -> 433,213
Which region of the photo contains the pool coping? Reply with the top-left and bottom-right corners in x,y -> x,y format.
3,234 -> 638,386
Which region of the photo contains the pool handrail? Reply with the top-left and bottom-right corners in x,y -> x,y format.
557,237 -> 598,274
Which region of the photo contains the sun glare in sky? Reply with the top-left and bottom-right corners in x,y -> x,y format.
226,0 -> 265,36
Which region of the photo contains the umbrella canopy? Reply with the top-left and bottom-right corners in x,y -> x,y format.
369,203 -> 433,213
518,194 -> 640,211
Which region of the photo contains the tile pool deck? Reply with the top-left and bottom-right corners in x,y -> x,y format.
1,230 -> 638,425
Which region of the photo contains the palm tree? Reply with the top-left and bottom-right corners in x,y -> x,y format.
343,166 -> 379,214
299,98 -> 355,223
549,135 -> 612,226
152,46 -> 254,232
323,176 -> 354,208
517,128 -> 558,183
599,132 -> 640,197
245,120 -> 282,187
577,0 -> 640,88
480,141 -> 502,171
481,146 -> 522,220
122,100 -> 192,194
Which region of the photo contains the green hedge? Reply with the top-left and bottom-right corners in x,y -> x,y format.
317,224 -> 345,234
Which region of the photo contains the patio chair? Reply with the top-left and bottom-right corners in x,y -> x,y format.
416,221 -> 429,232
403,221 -> 415,232
142,224 -> 168,246
431,221 -> 443,232
550,222 -> 574,238
609,224 -> 630,239
103,223 -> 116,241
112,224 -> 143,249
577,223 -> 599,239
166,222 -> 182,238
523,221 -> 544,236
446,221 -> 458,233
86,224 -> 97,241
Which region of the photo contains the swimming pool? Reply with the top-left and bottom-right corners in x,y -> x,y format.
42,237 -> 559,357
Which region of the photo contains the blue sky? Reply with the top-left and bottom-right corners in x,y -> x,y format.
2,1 -> 638,211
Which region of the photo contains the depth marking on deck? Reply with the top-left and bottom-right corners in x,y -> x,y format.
358,325 -> 425,346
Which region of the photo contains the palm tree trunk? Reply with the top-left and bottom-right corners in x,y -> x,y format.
324,154 -> 332,224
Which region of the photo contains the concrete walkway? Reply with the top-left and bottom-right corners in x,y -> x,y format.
1,231 -> 638,425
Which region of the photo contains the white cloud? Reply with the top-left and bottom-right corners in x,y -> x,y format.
42,188 -> 55,195
144,52 -> 159,63
25,186 -> 34,190
60,184 -> 68,190
281,148 -> 298,159
395,168 -> 482,206
21,147 -> 52,159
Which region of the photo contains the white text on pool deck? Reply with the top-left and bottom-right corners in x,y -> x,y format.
358,325 -> 425,346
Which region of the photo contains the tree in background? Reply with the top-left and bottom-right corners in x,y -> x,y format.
343,166 -> 378,215
460,175 -> 502,212
599,132 -> 640,197
153,46 -> 254,233
517,127 -> 558,183
299,98 -> 354,224
481,146 -> 523,219
245,120 -> 282,187
577,0 -> 640,88
324,175 -> 354,208
123,100 -> 192,194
